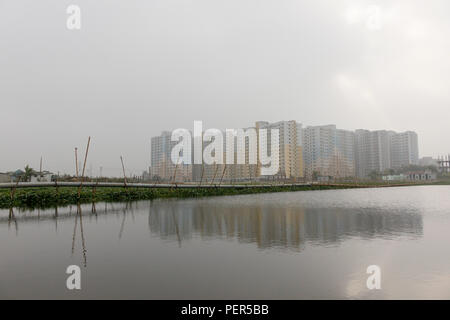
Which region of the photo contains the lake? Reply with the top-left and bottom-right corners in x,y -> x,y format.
1,186 -> 449,299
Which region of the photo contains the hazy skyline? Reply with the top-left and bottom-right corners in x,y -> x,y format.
1,0 -> 449,176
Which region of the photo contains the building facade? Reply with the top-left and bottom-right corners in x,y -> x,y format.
355,130 -> 419,178
303,125 -> 355,180
0,173 -> 10,183
355,130 -> 393,178
390,131 -> 419,169
151,131 -> 192,182
256,120 -> 303,180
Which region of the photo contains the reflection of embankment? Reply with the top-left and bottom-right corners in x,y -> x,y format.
148,200 -> 423,250
0,202 -> 142,223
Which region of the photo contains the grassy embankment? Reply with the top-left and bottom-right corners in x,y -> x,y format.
0,184 -> 357,209
0,180 -> 447,209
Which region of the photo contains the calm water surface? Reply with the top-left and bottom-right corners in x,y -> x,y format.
1,186 -> 449,299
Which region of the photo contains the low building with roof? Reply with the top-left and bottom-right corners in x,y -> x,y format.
0,172 -> 11,183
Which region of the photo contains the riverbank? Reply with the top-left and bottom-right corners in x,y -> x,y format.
0,185 -> 344,209
1,181 -> 443,209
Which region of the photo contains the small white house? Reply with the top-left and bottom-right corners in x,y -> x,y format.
30,172 -> 53,182
382,174 -> 406,182
405,171 -> 437,181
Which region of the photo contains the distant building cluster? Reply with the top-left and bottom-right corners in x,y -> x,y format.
149,121 -> 422,182
0,169 -> 54,183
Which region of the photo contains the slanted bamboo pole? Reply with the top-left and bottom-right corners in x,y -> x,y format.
92,179 -> 98,214
77,137 -> 91,199
55,179 -> 59,198
210,163 -> 219,186
198,163 -> 205,187
9,175 -> 22,205
74,148 -> 79,180
218,164 -> 227,187
120,156 -> 128,188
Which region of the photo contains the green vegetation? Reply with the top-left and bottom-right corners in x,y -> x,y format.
1,181 -> 446,210
0,185 -> 359,209
23,165 -> 33,182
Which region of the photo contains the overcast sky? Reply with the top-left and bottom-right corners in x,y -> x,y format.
1,0 -> 449,176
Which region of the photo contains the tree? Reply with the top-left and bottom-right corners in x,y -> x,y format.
23,165 -> 34,182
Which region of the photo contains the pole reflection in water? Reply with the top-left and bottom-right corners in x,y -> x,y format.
54,206 -> 58,233
70,204 -> 87,267
119,207 -> 126,240
119,202 -> 135,240
171,207 -> 182,248
8,207 -> 18,236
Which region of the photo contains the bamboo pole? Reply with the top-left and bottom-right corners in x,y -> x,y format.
10,175 -> 22,205
74,148 -> 79,180
210,163 -> 219,186
120,156 -> 128,188
218,164 -> 227,187
77,137 -> 91,199
92,179 -> 98,214
55,179 -> 59,198
198,163 -> 205,187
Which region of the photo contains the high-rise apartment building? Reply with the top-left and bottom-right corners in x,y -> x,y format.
354,130 -> 419,178
390,131 -> 419,169
256,121 -> 303,180
150,131 -> 192,182
354,130 -> 391,178
336,129 -> 356,178
354,130 -> 393,178
303,125 -> 355,179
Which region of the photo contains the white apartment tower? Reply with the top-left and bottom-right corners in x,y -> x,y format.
355,130 -> 419,178
256,120 -> 303,180
390,131 -> 419,169
336,129 -> 356,178
303,125 -> 355,179
354,130 -> 393,178
151,131 -> 192,182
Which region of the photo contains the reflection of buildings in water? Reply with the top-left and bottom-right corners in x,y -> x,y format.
148,201 -> 423,250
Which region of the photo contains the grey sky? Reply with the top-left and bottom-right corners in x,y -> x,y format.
1,0 -> 449,176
